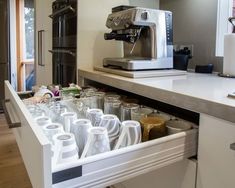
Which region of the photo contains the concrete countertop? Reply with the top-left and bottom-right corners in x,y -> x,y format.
78,68 -> 235,123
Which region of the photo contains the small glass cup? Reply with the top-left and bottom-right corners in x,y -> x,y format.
94,91 -> 106,110
120,103 -> 139,121
131,106 -> 153,122
81,127 -> 110,158
104,94 -> 121,119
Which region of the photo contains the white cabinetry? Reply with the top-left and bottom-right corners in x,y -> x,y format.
197,114 -> 235,188
35,0 -> 53,85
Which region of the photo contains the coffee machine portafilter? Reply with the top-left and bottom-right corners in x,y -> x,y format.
103,6 -> 173,71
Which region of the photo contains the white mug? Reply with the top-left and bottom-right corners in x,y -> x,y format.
71,119 -> 93,156
81,127 -> 110,158
34,116 -> 52,127
60,112 -> 77,132
52,133 -> 78,166
42,123 -> 64,144
99,114 -> 120,149
114,120 -> 141,150
86,108 -> 103,126
166,119 -> 192,135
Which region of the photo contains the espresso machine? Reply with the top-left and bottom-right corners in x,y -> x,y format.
103,6 -> 173,71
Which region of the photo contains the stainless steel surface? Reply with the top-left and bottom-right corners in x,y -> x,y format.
49,49 -> 76,57
38,30 -> 45,66
103,7 -> 173,70
0,0 -> 9,110
49,5 -> 75,18
2,99 -> 21,128
230,143 -> 235,151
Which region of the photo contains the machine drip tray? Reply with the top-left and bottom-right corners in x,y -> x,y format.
94,66 -> 187,78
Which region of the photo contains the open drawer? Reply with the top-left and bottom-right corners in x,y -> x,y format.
4,81 -> 198,188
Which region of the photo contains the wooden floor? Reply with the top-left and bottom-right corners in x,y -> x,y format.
0,113 -> 32,188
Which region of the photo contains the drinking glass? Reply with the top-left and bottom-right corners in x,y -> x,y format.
71,119 -> 93,156
104,94 -> 121,119
114,120 -> 141,150
81,127 -> 110,158
94,91 -> 106,110
166,119 -> 192,135
148,110 -> 172,121
120,103 -> 139,121
131,106 -> 153,121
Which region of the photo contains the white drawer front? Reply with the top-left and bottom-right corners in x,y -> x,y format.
52,129 -> 197,188
4,81 -> 52,188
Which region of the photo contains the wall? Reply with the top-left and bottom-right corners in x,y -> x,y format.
160,0 -> 223,72
77,0 -> 159,70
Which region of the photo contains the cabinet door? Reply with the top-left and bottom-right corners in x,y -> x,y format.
197,114 -> 235,188
35,0 -> 53,85
114,159 -> 197,188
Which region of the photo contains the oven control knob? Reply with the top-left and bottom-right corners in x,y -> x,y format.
141,11 -> 149,20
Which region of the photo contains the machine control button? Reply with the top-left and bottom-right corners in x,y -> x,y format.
141,11 -> 149,20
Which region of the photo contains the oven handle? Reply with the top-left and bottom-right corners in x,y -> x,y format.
49,5 -> 76,18
49,49 -> 76,57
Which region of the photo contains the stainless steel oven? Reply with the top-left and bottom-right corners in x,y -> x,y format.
49,0 -> 77,86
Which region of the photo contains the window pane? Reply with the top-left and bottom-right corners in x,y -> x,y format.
24,0 -> 34,60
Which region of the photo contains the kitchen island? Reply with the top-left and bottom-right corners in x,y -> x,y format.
78,68 -> 235,188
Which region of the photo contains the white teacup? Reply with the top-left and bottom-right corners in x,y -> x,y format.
166,119 -> 192,135
114,120 -> 141,150
99,114 -> 121,149
60,112 -> 77,132
34,116 -> 52,127
86,108 -> 103,126
71,119 -> 93,156
52,133 -> 78,166
81,127 -> 110,158
42,123 -> 64,144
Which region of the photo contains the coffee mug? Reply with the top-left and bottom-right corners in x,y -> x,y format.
140,116 -> 166,142
86,108 -> 103,126
34,116 -> 52,127
42,123 -> 64,144
60,112 -> 77,132
52,133 -> 78,166
114,120 -> 141,150
99,114 -> 121,149
166,119 -> 192,135
71,119 -> 93,156
81,127 -> 110,158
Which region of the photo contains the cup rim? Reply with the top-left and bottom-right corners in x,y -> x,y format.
166,120 -> 192,131
43,123 -> 63,130
101,114 -> 118,120
61,111 -> 77,117
88,127 -> 107,134
73,119 -> 92,125
122,120 -> 140,127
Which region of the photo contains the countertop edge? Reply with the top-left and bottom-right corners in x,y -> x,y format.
78,69 -> 235,123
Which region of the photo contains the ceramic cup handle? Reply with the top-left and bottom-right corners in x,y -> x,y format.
142,124 -> 152,142
80,135 -> 93,159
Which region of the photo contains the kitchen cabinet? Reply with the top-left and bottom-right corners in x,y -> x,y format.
35,0 -> 53,85
197,114 -> 235,188
4,80 -> 198,188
